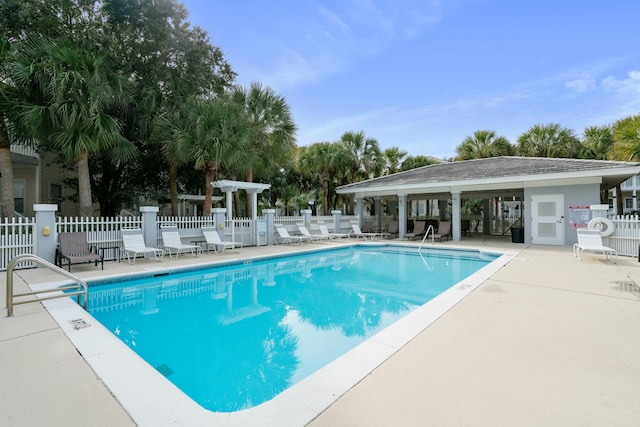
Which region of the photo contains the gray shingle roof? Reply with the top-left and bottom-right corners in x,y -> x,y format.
337,156 -> 640,191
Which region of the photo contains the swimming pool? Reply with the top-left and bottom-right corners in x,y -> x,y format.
86,245 -> 497,412
45,243 -> 514,426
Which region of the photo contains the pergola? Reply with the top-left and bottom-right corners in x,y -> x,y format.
211,180 -> 271,219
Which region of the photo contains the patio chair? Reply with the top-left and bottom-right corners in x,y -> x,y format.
573,228 -> 617,263
275,224 -> 312,244
201,226 -> 242,254
161,225 -> 201,259
404,220 -> 426,240
350,222 -> 383,240
434,221 -> 451,241
121,228 -> 163,264
384,220 -> 399,239
58,232 -> 103,272
361,220 -> 375,233
297,224 -> 329,241
318,223 -> 350,239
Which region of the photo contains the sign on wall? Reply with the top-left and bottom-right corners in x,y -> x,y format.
569,205 -> 590,228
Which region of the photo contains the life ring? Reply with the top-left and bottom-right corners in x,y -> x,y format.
587,217 -> 615,236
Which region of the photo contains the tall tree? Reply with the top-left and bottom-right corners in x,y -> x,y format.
456,130 -> 513,160
578,125 -> 614,160
176,96 -> 252,215
382,146 -> 407,175
609,115 -> 640,212
231,82 -> 297,213
609,115 -> 640,161
577,125 -> 615,204
516,123 -> 581,158
297,142 -> 349,215
9,39 -> 136,216
103,0 -> 236,215
400,155 -> 441,171
340,130 -> 383,182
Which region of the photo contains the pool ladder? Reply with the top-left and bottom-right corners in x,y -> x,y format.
417,225 -> 436,253
6,254 -> 88,317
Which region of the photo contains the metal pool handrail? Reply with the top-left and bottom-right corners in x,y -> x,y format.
6,254 -> 88,317
417,225 -> 435,253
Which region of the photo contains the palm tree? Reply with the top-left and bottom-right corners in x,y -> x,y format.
9,39 -> 135,216
340,130 -> 383,182
578,125 -> 614,160
517,123 -> 581,158
297,142 -> 348,215
576,125 -> 616,204
400,155 -> 441,171
382,146 -> 407,175
178,96 -> 252,215
456,130 -> 513,160
231,82 -> 297,212
609,114 -> 640,161
609,115 -> 640,213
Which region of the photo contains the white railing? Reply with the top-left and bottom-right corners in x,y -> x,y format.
606,215 -> 640,257
0,217 -> 35,270
10,144 -> 39,158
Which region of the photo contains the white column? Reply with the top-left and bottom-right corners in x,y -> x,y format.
451,192 -> 461,241
398,194 -> 407,238
225,190 -> 233,219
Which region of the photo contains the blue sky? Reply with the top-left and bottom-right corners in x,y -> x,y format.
181,0 -> 640,159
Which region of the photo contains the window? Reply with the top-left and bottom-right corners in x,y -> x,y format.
625,198 -> 634,209
12,180 -> 26,215
50,183 -> 63,212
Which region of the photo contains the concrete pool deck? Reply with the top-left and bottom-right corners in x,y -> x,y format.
2,237 -> 640,426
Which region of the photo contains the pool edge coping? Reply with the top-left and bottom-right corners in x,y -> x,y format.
40,244 -> 517,427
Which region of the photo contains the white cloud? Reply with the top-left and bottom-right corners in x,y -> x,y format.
600,70 -> 640,115
254,0 -> 442,89
565,76 -> 596,93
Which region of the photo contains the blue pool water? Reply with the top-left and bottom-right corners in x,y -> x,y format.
86,245 -> 497,412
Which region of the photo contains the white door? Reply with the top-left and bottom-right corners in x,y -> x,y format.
531,194 -> 564,245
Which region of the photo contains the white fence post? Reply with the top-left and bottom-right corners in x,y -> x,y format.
264,209 -> 276,245
34,204 -> 58,264
140,206 -> 159,248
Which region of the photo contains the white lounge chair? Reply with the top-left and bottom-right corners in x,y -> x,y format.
201,226 -> 243,254
318,223 -> 349,239
161,225 -> 201,259
573,228 -> 617,263
297,224 -> 329,241
274,224 -> 311,245
120,228 -> 163,264
350,222 -> 383,240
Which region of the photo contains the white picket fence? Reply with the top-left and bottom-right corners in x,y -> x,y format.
606,215 -> 640,257
0,217 -> 35,270
156,215 -> 263,248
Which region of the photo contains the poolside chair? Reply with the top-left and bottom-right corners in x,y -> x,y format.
404,220 -> 426,240
434,221 -> 451,241
350,222 -> 383,240
161,225 -> 201,259
274,224 -> 312,244
297,224 -> 329,241
385,220 -> 399,239
201,226 -> 242,254
573,228 -> 617,263
361,220 -> 375,233
58,232 -> 103,272
120,228 -> 163,264
318,223 -> 350,239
